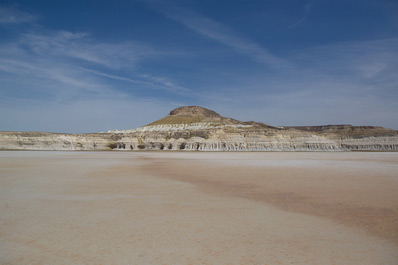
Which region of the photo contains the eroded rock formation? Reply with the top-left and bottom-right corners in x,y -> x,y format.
1,106 -> 397,151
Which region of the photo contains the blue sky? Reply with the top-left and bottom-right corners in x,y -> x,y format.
0,0 -> 397,132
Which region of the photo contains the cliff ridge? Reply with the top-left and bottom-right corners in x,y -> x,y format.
1,106 -> 397,151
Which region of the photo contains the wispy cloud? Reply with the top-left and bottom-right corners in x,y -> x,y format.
195,37 -> 398,128
296,38 -> 398,83
83,68 -> 189,93
21,31 -> 147,69
82,68 -> 154,86
1,3 -> 397,132
0,5 -> 193,132
288,2 -> 312,29
0,26 -> 190,101
0,5 -> 36,24
144,0 -> 290,69
140,73 -> 189,92
0,39 -> 119,99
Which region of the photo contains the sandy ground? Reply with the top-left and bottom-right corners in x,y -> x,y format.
0,151 -> 397,265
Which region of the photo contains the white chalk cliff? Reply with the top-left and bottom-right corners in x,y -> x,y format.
1,106 -> 397,151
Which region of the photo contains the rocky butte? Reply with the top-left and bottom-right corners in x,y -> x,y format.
1,106 -> 397,151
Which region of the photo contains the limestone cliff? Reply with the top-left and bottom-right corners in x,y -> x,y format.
0,132 -> 113,150
1,106 -> 397,151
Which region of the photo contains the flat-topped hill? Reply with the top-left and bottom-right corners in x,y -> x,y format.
1,106 -> 397,151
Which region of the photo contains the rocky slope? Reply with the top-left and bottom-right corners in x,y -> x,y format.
1,106 -> 397,151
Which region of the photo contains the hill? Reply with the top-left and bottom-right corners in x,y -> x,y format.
1,106 -> 397,151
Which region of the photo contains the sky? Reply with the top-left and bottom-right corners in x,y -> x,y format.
0,0 -> 397,133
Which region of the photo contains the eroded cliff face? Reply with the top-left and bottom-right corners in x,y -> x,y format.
1,106 -> 397,151
0,132 -> 114,150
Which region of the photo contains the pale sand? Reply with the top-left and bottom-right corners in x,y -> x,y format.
0,151 -> 397,264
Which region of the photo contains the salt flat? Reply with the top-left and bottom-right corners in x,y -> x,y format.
0,151 -> 397,264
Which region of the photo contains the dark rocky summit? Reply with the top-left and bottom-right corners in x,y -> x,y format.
148,106 -> 240,126
1,106 -> 397,151
169,106 -> 221,117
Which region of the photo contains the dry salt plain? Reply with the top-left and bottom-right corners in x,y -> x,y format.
0,151 -> 397,265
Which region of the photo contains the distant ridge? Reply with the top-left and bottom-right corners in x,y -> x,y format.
289,124 -> 397,138
1,106 -> 397,151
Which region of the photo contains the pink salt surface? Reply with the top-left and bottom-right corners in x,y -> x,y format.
0,151 -> 397,264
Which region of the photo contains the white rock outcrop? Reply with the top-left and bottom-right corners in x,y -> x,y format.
1,106 -> 397,151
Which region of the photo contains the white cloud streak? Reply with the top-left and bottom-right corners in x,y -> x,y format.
0,6 -> 36,24
196,38 -> 398,129
145,1 -> 291,69
82,68 -> 189,93
21,31 -> 146,69
1,4 -> 397,131
0,28 -> 190,101
0,6 -> 192,132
